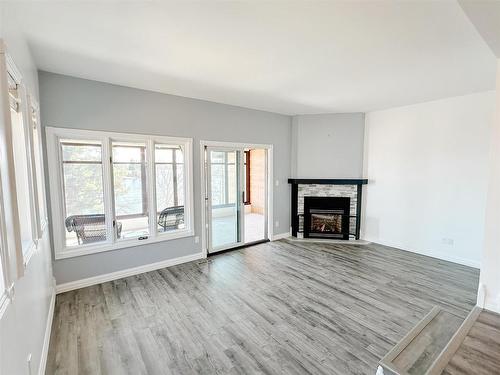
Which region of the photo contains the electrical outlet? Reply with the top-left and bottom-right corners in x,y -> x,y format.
275,179 -> 279,186
194,236 -> 199,244
275,221 -> 279,228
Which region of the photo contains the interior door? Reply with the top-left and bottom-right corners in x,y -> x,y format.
206,147 -> 245,253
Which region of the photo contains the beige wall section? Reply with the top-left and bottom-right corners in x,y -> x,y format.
249,149 -> 266,214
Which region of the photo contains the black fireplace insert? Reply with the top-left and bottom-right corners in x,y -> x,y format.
303,196 -> 350,240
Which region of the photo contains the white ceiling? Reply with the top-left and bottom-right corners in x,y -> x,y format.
6,0 -> 497,115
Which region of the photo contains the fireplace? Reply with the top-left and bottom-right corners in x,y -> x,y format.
303,196 -> 350,239
288,179 -> 367,240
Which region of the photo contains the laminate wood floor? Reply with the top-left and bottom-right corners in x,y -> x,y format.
46,240 -> 479,375
443,310 -> 500,375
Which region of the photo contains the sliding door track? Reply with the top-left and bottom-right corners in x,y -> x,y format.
208,239 -> 270,256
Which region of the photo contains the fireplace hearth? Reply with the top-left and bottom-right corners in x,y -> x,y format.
304,196 -> 350,239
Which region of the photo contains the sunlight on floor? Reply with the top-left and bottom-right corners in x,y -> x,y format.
212,212 -> 265,248
244,212 -> 265,243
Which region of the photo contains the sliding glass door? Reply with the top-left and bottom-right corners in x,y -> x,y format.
207,148 -> 245,253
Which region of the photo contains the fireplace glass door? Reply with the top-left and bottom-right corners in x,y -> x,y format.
206,148 -> 245,253
310,210 -> 343,234
303,196 -> 351,240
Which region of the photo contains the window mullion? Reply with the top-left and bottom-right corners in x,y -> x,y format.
172,148 -> 178,206
147,139 -> 156,238
140,146 -> 147,216
224,152 -> 228,204
54,136 -> 66,252
102,136 -> 115,244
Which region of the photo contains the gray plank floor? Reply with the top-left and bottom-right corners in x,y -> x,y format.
46,240 -> 479,375
443,310 -> 500,375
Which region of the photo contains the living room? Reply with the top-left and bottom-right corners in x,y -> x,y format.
1,1 -> 500,374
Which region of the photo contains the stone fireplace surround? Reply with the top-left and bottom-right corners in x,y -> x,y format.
288,179 -> 368,240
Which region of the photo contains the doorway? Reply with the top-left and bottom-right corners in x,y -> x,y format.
202,142 -> 272,255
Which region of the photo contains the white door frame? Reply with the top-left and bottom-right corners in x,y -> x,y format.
200,140 -> 273,257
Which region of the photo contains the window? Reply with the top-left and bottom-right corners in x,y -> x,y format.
61,140 -> 106,246
155,144 -> 185,233
0,50 -> 48,316
210,151 -> 240,207
112,141 -> 149,239
8,71 -> 36,259
46,128 -> 193,259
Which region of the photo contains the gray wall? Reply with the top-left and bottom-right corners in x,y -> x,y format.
291,113 -> 365,178
39,71 -> 292,284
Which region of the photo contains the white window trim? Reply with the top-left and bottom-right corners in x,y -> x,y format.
199,140 -> 274,257
0,41 -> 50,318
4,50 -> 38,273
26,95 -> 49,237
46,127 -> 194,260
0,47 -> 15,317
17,83 -> 39,255
0,162 -> 12,320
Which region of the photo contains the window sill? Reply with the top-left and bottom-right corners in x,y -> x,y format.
54,228 -> 195,260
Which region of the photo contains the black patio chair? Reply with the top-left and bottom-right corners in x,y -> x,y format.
158,206 -> 184,232
65,214 -> 122,245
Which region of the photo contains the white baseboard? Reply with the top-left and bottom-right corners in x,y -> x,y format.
484,293 -> 500,314
271,232 -> 290,241
39,280 -> 56,375
56,252 -> 205,294
365,238 -> 480,269
485,301 -> 500,314
477,283 -> 486,309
